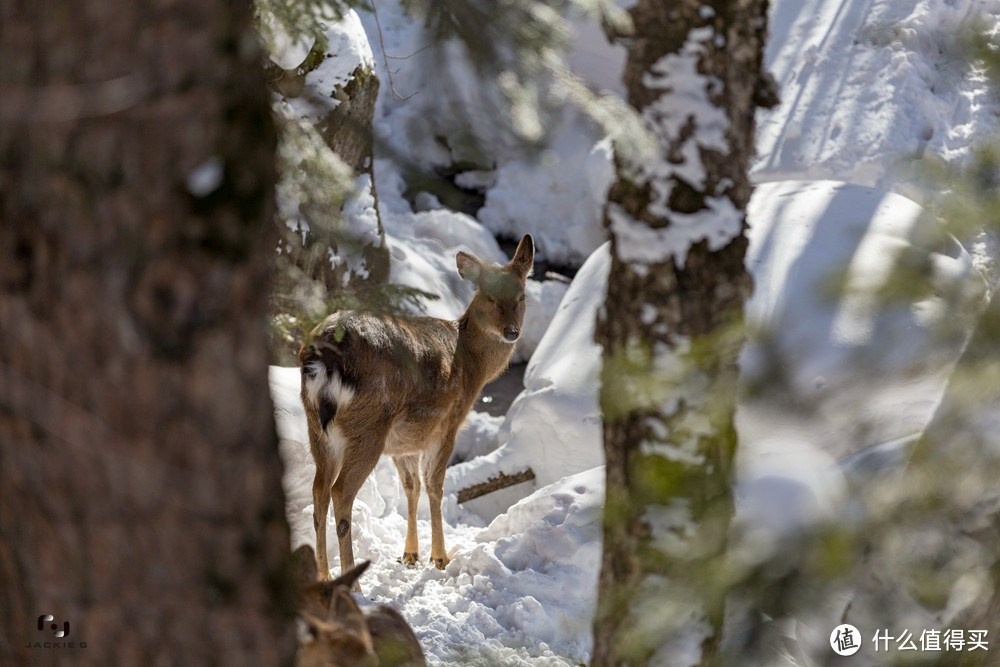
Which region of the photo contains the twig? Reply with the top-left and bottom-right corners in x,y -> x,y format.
370,0 -> 417,101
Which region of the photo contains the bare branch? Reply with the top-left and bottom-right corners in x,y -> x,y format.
370,0 -> 418,101
456,469 -> 536,504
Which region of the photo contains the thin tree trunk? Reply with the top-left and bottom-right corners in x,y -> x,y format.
592,0 -> 771,664
0,0 -> 295,664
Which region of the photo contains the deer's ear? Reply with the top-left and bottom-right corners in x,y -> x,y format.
331,559 -> 370,591
292,544 -> 318,590
457,251 -> 483,285
511,234 -> 534,278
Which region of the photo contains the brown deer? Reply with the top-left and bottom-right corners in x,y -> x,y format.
299,235 -> 534,581
293,545 -> 426,667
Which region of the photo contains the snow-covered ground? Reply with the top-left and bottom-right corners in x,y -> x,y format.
269,0 -> 1000,664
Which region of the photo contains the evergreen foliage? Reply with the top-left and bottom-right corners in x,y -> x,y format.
268,106 -> 435,364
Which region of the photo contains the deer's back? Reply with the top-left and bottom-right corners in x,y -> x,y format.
304,310 -> 461,413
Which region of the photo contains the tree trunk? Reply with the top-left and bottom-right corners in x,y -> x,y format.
896,288 -> 1000,661
272,53 -> 389,292
592,0 -> 771,664
0,0 -> 295,664
268,28 -> 392,363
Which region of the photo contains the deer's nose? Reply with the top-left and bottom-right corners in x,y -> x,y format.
502,326 -> 520,342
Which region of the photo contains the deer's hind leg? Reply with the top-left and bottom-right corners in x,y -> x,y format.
311,423 -> 344,581
330,417 -> 389,588
393,454 -> 422,566
423,428 -> 459,570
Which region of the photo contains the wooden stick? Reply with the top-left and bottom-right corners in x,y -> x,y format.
456,469 -> 536,504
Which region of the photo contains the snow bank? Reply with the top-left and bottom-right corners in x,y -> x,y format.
755,0 -> 1000,200
734,179 -> 987,575
477,126 -> 617,267
352,0 -> 626,268
356,2 -> 525,172
375,468 -> 604,664
741,180 -> 986,463
515,277 -> 571,365
479,468 -> 602,565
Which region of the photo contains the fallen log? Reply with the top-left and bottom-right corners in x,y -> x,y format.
456,468 -> 536,504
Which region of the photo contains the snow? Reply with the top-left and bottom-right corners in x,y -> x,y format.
185,156 -> 224,198
478,132 -> 617,267
741,180 -> 986,461
608,193 -> 744,269
263,11 -> 316,71
267,0 -> 1000,664
281,9 -> 375,120
754,0 -> 1000,203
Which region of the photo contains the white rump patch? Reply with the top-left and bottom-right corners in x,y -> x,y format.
324,372 -> 356,410
302,362 -> 326,408
321,422 -> 348,479
303,365 -> 356,412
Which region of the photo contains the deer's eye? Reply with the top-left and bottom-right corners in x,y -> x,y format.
486,295 -> 496,305
518,294 -> 526,303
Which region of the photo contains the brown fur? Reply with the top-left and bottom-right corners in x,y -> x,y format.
299,235 -> 534,581
293,545 -> 426,667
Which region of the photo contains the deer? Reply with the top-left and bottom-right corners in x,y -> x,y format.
299,234 -> 534,583
293,545 -> 426,667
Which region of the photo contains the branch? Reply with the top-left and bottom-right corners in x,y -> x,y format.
456,468 -> 535,504
370,0 -> 417,101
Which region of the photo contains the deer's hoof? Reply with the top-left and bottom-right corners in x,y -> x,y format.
431,556 -> 449,570
399,552 -> 419,567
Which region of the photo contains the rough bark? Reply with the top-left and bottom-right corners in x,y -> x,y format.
269,46 -> 380,176
592,0 -> 771,664
0,0 -> 295,665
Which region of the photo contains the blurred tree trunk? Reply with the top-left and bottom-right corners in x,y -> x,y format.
903,288 -> 1000,661
0,0 -> 295,665
592,0 -> 772,664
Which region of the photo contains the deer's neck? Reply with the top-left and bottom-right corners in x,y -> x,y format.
456,314 -> 515,390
